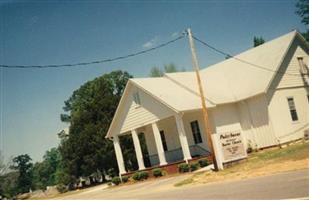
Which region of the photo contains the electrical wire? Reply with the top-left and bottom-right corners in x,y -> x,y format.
0,34 -> 185,69
192,35 -> 304,77
1,31 -> 306,77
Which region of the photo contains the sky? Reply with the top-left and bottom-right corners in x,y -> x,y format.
0,0 -> 307,162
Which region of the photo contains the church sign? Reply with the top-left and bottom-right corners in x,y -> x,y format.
218,131 -> 247,162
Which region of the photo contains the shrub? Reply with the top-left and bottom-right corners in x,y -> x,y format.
122,176 -> 129,183
132,172 -> 140,181
152,168 -> 163,177
198,159 -> 209,167
132,171 -> 148,181
247,146 -> 253,154
178,163 -> 190,173
111,176 -> 121,185
246,140 -> 258,153
139,171 -> 149,180
56,184 -> 68,193
190,162 -> 199,171
107,168 -> 116,178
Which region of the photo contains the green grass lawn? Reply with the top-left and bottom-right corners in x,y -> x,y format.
250,142 -> 309,161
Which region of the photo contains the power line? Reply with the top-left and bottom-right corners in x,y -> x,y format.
2,31 -> 305,76
0,34 -> 185,69
192,35 -> 303,77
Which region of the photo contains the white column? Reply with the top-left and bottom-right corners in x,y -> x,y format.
151,122 -> 167,165
131,130 -> 145,170
113,136 -> 126,175
175,114 -> 192,162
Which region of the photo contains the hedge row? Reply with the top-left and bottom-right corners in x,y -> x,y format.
132,171 -> 148,181
178,159 -> 209,173
111,168 -> 166,185
111,159 -> 209,186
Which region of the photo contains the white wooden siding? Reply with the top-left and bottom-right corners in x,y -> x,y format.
276,39 -> 309,89
267,37 -> 309,144
268,87 -> 309,144
209,104 -> 242,134
237,101 -> 257,149
182,111 -> 210,151
139,116 -> 183,156
143,125 -> 157,157
119,86 -> 175,134
157,117 -> 181,151
245,95 -> 277,148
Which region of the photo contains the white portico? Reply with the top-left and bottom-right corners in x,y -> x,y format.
106,77 -> 212,174
110,112 -> 210,175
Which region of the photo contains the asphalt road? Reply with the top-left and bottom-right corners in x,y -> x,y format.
139,169 -> 309,200
53,169 -> 309,200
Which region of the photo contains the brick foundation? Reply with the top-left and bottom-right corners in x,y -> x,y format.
122,155 -> 212,178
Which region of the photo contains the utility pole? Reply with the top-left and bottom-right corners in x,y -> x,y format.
187,28 -> 218,171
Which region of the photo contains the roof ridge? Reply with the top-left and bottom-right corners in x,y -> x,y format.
201,30 -> 298,72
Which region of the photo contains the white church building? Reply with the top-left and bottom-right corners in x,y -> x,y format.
106,30 -> 309,175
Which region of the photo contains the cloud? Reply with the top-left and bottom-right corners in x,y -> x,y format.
142,37 -> 159,48
171,32 -> 180,38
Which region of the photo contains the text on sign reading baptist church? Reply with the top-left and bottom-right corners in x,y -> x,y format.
219,132 -> 246,161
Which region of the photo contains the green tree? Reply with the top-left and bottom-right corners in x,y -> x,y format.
225,55 -> 232,59
54,164 -> 72,187
0,153 -> 18,198
301,30 -> 309,41
42,148 -> 61,184
0,171 -> 19,198
164,63 -> 178,73
149,66 -> 163,77
60,70 -> 132,181
11,154 -> 33,194
149,63 -> 184,77
296,0 -> 309,41
253,36 -> 265,47
119,135 -> 138,171
32,148 -> 61,190
32,162 -> 46,190
0,153 -> 4,175
296,0 -> 309,25
0,151 -> 9,176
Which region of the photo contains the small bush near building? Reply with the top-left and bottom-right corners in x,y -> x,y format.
247,146 -> 253,154
198,159 -> 209,167
190,162 -> 199,171
111,177 -> 121,185
162,170 -> 168,176
56,184 -> 68,193
122,176 -> 129,183
152,168 -> 163,177
133,171 -> 148,181
139,171 -> 149,180
246,140 -> 258,153
107,168 -> 117,178
132,172 -> 141,181
178,163 -> 190,173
